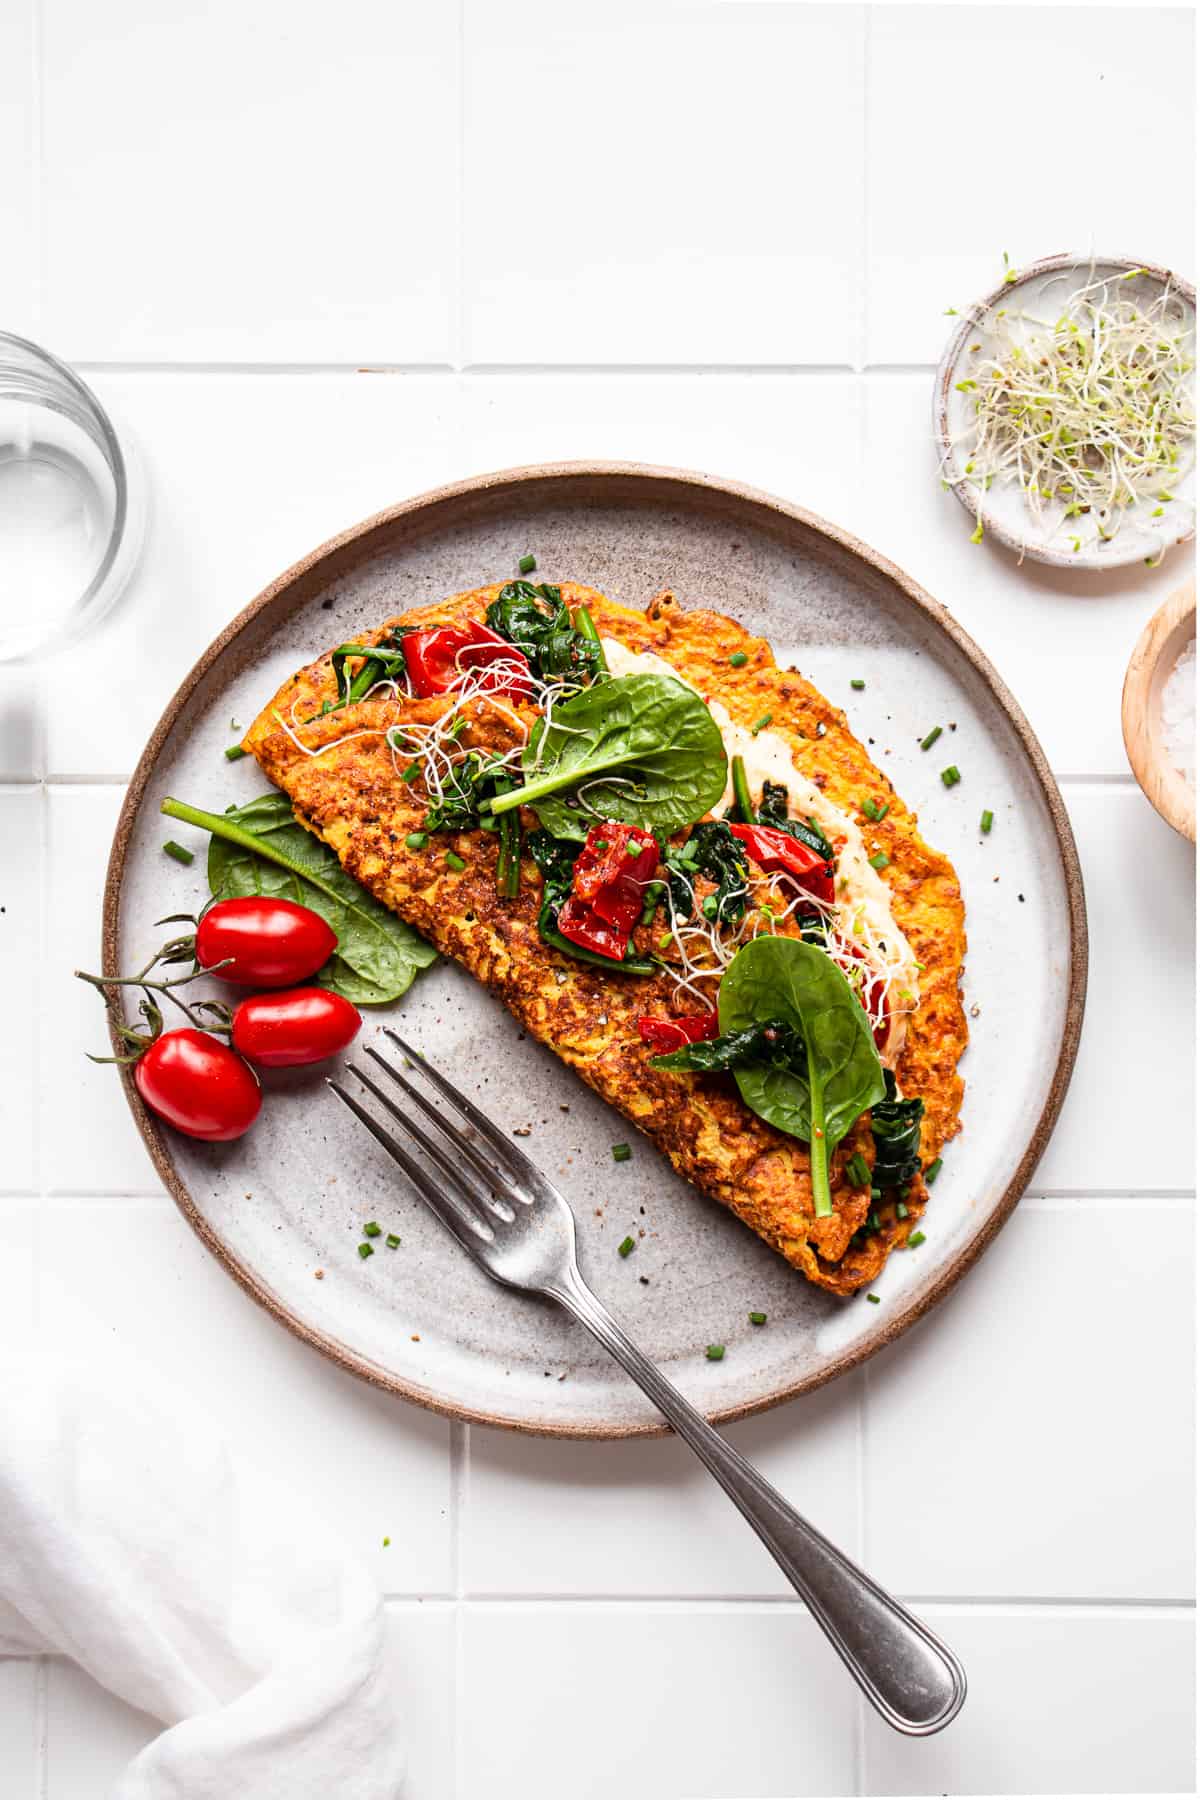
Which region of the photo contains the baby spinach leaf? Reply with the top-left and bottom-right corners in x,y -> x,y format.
485,581 -> 603,686
650,1020 -> 805,1073
161,794 -> 436,1005
758,780 -> 834,860
664,820 -> 749,927
491,672 -> 727,839
718,936 -> 886,1217
870,1071 -> 925,1189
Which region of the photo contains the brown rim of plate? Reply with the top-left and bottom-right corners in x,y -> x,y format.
933,251 -> 1197,571
101,460 -> 1089,1440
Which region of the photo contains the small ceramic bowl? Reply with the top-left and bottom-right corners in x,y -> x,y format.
1122,579 -> 1196,842
934,253 -> 1196,571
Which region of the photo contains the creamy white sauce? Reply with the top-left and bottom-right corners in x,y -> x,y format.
601,636 -> 919,1062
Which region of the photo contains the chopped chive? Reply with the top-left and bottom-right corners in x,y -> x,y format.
405,832 -> 429,850
445,850 -> 466,871
728,651 -> 748,667
701,895 -> 719,921
844,1151 -> 871,1188
941,765 -> 961,788
625,839 -> 643,857
611,1143 -> 632,1163
748,1311 -> 767,1326
364,1221 -> 382,1238
657,931 -> 674,951
870,1187 -> 882,1202
896,1201 -> 909,1220
705,1344 -> 725,1361
925,1157 -> 943,1185
869,851 -> 889,871
224,744 -> 248,762
518,553 -> 537,575
618,1235 -> 636,1258
906,1230 -> 927,1249
750,712 -> 773,736
861,798 -> 879,821
358,1242 -> 375,1260
920,726 -> 942,751
850,678 -> 866,691
875,802 -> 890,822
867,1293 -> 880,1304
162,839 -> 194,866
869,1211 -> 880,1230
980,809 -> 994,834
385,1233 -> 400,1249
402,761 -> 422,782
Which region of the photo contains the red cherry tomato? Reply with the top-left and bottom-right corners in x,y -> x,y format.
730,822 -> 836,904
134,1029 -> 261,1141
232,987 -> 361,1069
195,898 -> 336,988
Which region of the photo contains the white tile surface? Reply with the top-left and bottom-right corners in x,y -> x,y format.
0,1660 -> 38,1797
864,1202 -> 1195,1600
865,6 -> 1196,365
0,0 -> 35,339
864,1606 -> 1197,1795
38,1199 -> 455,1596
858,372 -> 1190,777
40,1 -> 457,364
1036,785 -> 1196,1193
465,1374 -> 859,1597
460,1604 -> 859,1799
463,1 -> 863,368
43,785 -> 161,1194
381,1607 -> 456,1800
45,1659 -> 157,1799
0,1203 -> 36,1347
48,372 -> 463,778
462,373 -> 860,530
0,788 -> 42,1193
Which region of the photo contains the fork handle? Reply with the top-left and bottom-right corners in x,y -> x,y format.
550,1264 -> 966,1737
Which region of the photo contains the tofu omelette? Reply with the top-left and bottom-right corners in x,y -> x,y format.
244,581 -> 967,1296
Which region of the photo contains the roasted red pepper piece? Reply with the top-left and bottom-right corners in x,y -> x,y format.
569,823 -> 659,936
730,822 -> 835,904
636,1010 -> 720,1053
402,623 -> 533,701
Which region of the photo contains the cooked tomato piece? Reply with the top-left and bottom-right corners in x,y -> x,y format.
570,823 -> 659,936
730,822 -> 835,904
403,623 -> 533,701
636,1010 -> 719,1053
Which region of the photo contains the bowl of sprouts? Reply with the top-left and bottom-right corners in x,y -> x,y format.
935,254 -> 1195,570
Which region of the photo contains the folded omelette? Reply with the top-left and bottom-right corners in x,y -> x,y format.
244,581 -> 967,1296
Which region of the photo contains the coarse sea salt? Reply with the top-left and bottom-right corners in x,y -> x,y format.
1161,637 -> 1195,783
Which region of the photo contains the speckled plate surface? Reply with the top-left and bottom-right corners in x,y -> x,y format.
935,253 -> 1196,571
105,464 -> 1087,1437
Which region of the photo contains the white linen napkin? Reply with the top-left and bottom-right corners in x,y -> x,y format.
0,1349 -> 406,1798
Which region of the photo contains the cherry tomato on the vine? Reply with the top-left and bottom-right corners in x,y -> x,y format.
231,987 -> 361,1069
134,1029 -> 262,1141
195,897 -> 336,988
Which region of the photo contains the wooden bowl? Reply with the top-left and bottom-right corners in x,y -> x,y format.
1122,579 -> 1196,842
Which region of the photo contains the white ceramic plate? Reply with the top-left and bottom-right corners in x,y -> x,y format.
105,464 -> 1087,1437
935,253 -> 1196,571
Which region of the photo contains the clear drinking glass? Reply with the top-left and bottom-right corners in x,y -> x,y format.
0,332 -> 144,661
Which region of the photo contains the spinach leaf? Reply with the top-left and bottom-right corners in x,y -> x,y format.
758,780 -> 834,860
718,936 -> 886,1217
485,581 -> 603,686
650,1020 -> 805,1073
491,672 -> 727,839
161,794 -> 436,1005
870,1070 -> 925,1190
664,820 -> 749,926
423,752 -> 510,833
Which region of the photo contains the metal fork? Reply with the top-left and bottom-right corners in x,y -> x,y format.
329,1029 -> 967,1737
